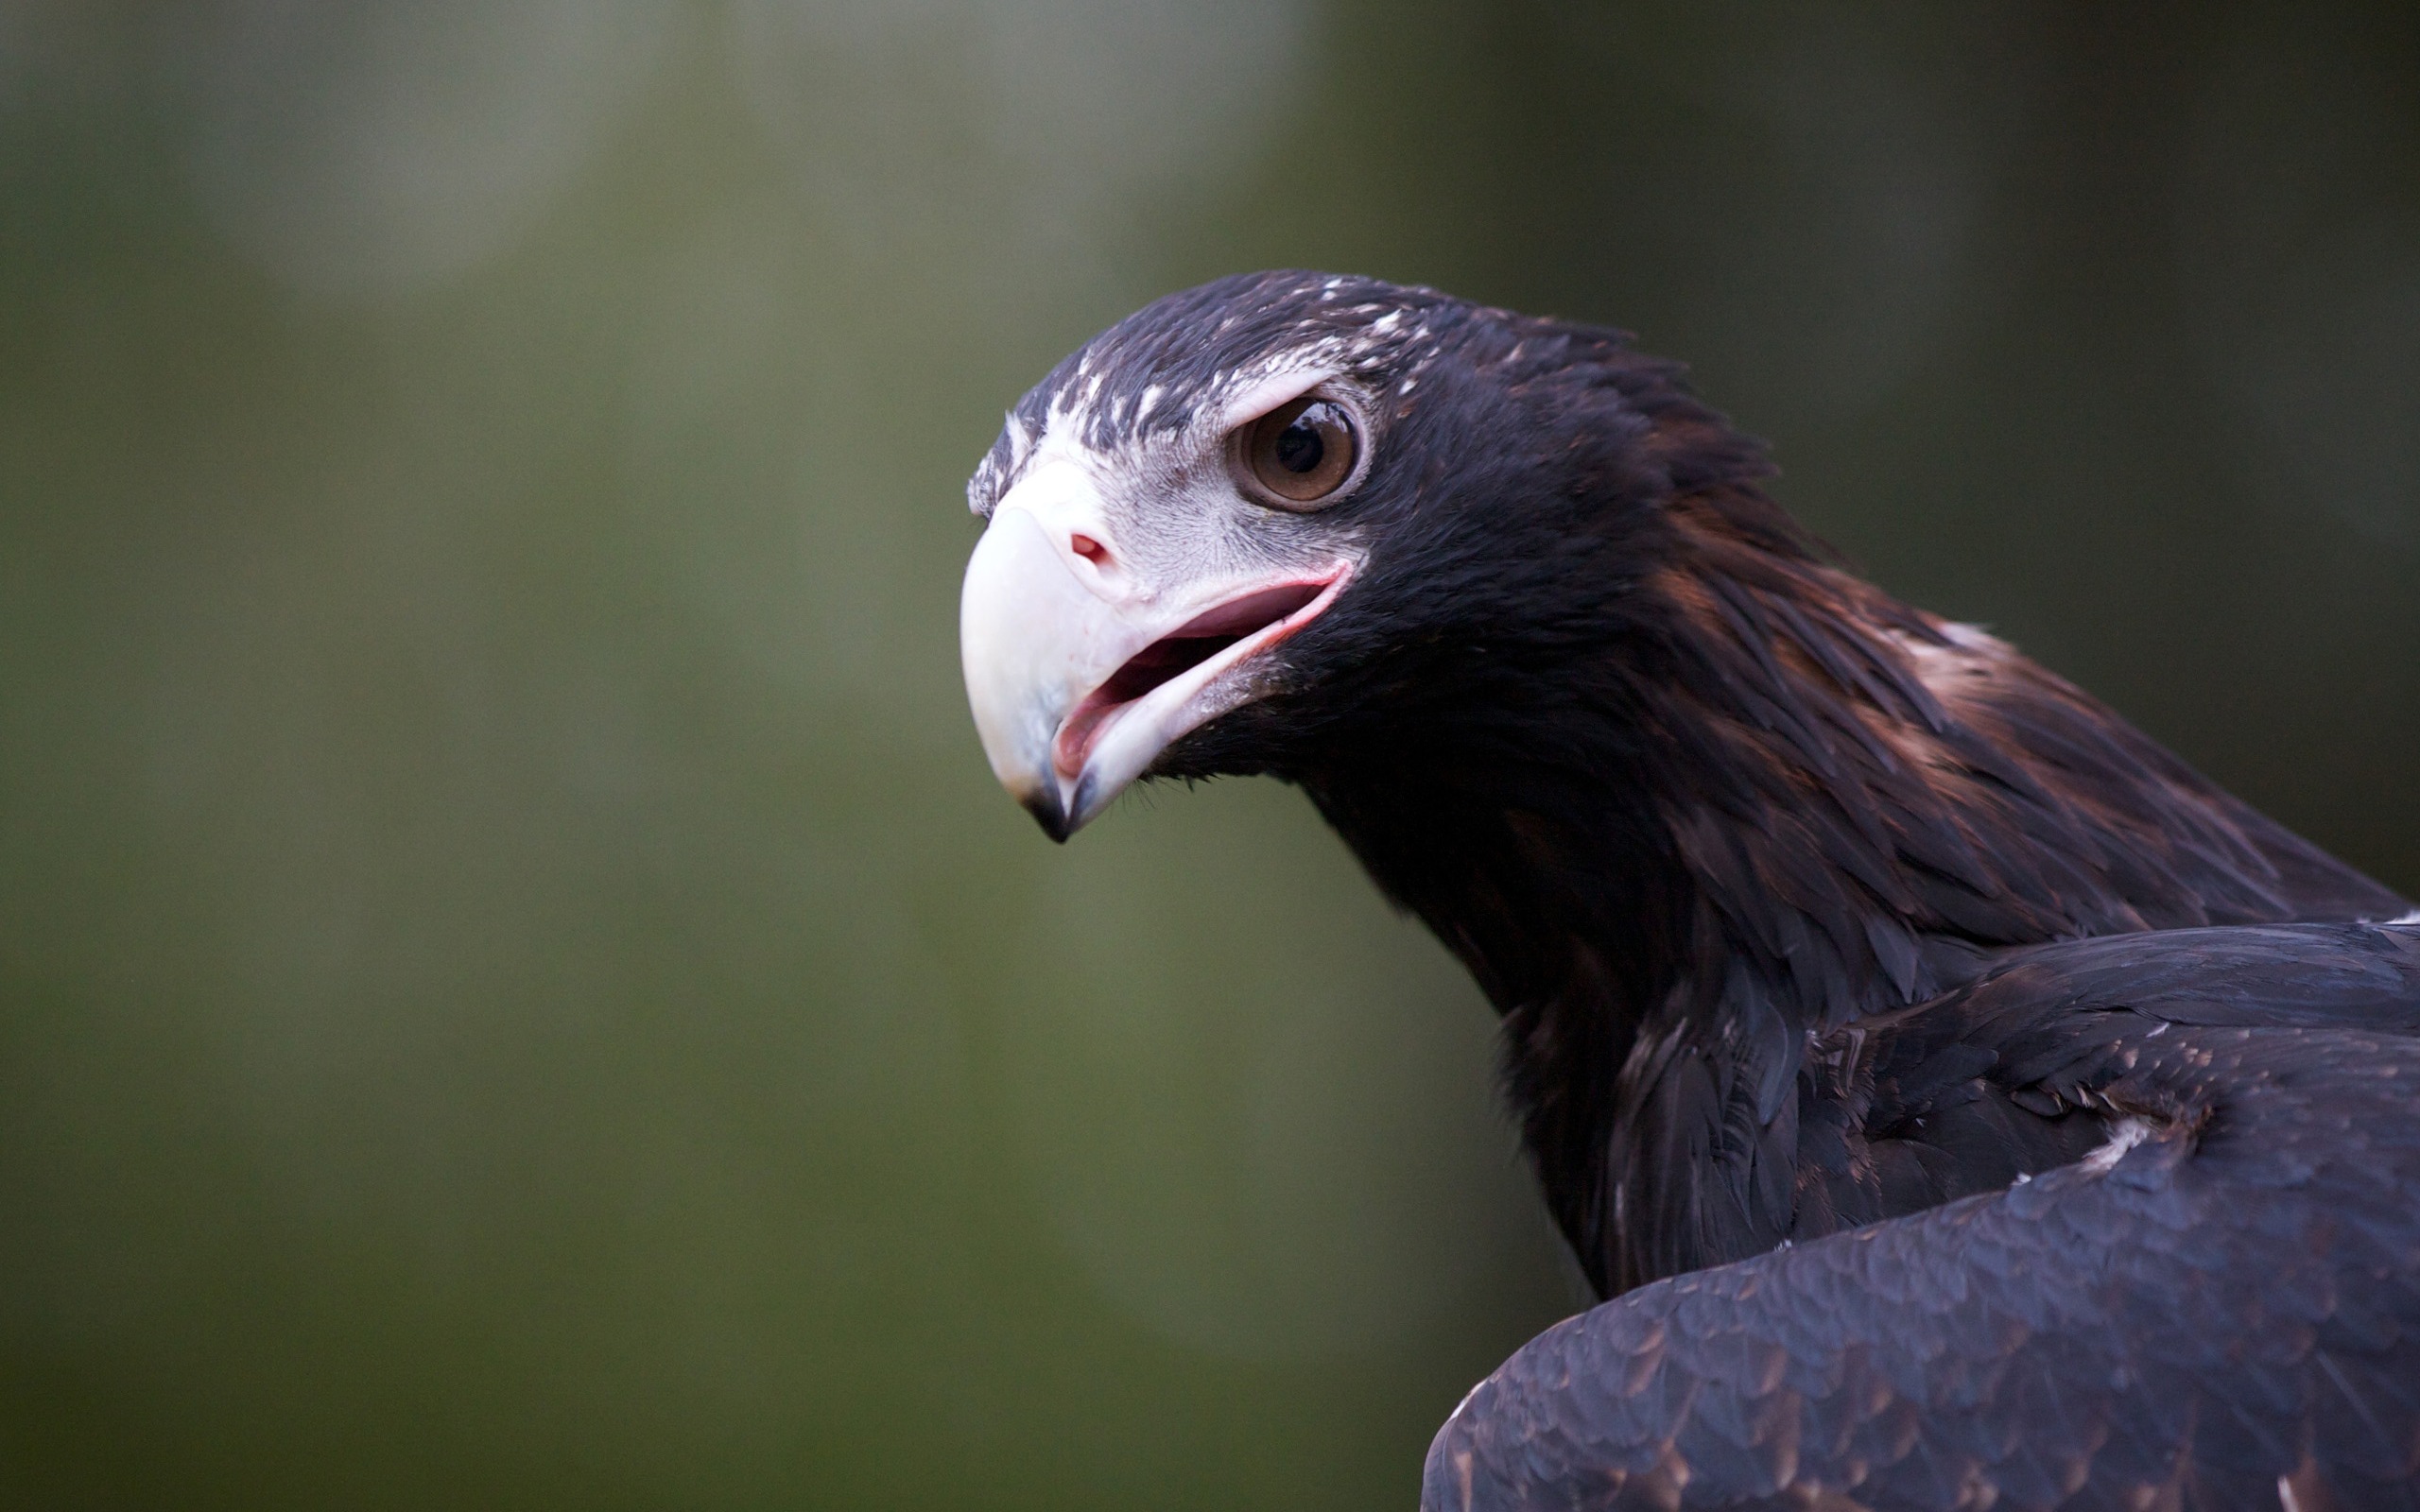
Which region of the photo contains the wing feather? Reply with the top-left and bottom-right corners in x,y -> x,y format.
1428,924 -> 2420,1510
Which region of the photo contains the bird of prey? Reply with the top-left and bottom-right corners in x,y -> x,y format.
956,271 -> 2420,1510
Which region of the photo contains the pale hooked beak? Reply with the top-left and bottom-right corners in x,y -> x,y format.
959,464 -> 1352,840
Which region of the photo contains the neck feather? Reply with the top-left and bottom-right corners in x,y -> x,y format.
1303,486 -> 2403,1294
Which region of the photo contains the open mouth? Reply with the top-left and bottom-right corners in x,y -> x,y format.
1050,576 -> 1339,779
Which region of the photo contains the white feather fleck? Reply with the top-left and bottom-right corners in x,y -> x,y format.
2079,1115 -> 2155,1176
1886,624 -> 2012,698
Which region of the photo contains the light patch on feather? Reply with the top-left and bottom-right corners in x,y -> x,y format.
2384,910 -> 2420,926
1886,622 -> 2010,696
2079,1115 -> 2156,1175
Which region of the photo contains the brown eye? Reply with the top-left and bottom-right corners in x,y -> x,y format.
1238,397 -> 1360,507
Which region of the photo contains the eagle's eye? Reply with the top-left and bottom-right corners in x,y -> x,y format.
1236,396 -> 1360,509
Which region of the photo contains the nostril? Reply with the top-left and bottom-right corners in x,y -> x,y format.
1070,534 -> 1109,566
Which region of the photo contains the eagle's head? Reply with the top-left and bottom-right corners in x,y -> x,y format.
959,269 -> 1770,840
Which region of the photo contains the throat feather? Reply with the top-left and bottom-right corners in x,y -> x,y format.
1306,490 -> 2404,1295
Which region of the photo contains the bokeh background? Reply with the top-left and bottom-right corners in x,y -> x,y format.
4,2 -> 2417,1507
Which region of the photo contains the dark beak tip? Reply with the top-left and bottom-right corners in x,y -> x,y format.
1022,795 -> 1073,844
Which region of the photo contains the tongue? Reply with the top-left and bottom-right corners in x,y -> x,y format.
1051,578 -> 1333,779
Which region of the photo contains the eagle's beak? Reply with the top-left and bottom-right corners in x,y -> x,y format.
959,462 -> 1350,841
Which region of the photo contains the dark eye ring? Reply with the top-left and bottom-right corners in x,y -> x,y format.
1233,395 -> 1363,509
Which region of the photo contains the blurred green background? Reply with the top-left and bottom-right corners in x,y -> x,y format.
3,3 -> 2416,1507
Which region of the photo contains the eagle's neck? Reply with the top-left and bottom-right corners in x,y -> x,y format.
1304,490 -> 2401,1296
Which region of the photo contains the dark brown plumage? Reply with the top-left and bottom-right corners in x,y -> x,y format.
959,271 -> 2419,1509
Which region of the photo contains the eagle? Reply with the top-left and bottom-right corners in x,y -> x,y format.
956,271 -> 2420,1511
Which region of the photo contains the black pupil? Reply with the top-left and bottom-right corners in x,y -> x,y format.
1272,418 -> 1324,473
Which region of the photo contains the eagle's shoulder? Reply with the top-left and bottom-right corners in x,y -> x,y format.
1431,921 -> 2420,1511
